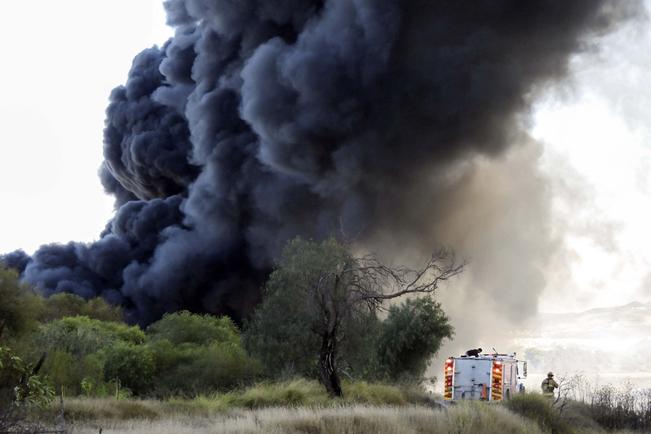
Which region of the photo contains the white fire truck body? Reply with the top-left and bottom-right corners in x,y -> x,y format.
443,353 -> 526,401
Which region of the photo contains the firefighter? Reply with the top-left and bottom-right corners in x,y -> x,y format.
541,371 -> 558,398
465,348 -> 482,357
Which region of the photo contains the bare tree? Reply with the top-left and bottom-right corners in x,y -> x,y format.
309,247 -> 463,397
553,375 -> 574,416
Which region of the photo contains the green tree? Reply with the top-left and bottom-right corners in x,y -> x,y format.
377,297 -> 453,381
34,316 -> 144,396
245,238 -> 462,397
34,316 -> 144,358
243,238 -> 339,380
42,350 -> 104,396
0,266 -> 43,342
147,312 -> 261,396
103,342 -> 155,396
42,351 -> 76,395
147,311 -> 240,346
41,293 -> 123,322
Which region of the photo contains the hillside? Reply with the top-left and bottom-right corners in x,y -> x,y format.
516,301 -> 651,385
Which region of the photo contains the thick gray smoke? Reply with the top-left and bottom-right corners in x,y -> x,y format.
1,0 -> 642,325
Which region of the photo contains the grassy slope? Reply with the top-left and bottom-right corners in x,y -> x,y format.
50,379 -> 428,420
67,404 -> 545,434
43,381 -> 643,433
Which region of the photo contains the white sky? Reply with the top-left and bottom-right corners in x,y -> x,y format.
534,7 -> 651,312
0,1 -> 649,314
0,0 -> 172,252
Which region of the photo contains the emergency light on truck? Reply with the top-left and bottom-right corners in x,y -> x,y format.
444,358 -> 454,400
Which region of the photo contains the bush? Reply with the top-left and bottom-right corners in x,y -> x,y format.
149,339 -> 261,396
557,400 -> 606,433
42,350 -> 104,396
34,316 -> 145,358
377,297 -> 453,381
146,312 -> 261,396
41,293 -> 123,322
32,317 -> 144,397
587,384 -> 651,431
506,393 -> 572,434
0,266 -> 43,342
233,379 -> 329,409
147,311 -> 240,346
103,342 -> 156,396
0,345 -> 54,429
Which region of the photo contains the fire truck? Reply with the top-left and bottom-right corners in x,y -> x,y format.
443,352 -> 527,401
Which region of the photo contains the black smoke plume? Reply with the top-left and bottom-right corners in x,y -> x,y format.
1,0 -> 642,325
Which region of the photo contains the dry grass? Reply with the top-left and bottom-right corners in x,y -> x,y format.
59,398 -> 163,420
68,403 -> 543,434
50,380 -> 602,433
46,379 -> 431,422
42,380 -> 651,433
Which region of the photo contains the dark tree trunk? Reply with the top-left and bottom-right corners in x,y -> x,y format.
319,328 -> 342,397
32,353 -> 47,375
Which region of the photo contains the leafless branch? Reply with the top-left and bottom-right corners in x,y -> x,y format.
345,249 -> 464,304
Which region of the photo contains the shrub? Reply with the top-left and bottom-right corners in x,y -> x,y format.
506,393 -> 572,434
149,339 -> 261,396
146,312 -> 261,396
34,316 -> 145,358
377,297 -> 453,381
587,384 -> 651,431
0,266 -> 43,342
41,350 -> 104,396
41,293 -> 123,322
147,311 -> 240,347
103,342 -> 156,396
21,316 -> 145,397
0,346 -> 54,433
233,379 -> 330,408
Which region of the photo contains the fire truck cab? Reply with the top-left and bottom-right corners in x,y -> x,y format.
443,352 -> 527,401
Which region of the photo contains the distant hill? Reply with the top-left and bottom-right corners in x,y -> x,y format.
515,301 -> 651,375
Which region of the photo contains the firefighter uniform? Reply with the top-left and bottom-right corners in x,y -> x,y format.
541,372 -> 558,398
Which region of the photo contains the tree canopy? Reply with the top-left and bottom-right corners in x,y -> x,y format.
40,293 -> 123,322
245,238 -> 460,396
147,311 -> 240,346
377,297 -> 453,381
0,266 -> 42,342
